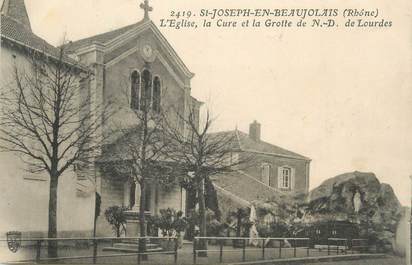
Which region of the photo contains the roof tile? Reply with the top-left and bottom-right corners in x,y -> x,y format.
1,14 -> 81,66
1,0 -> 31,30
208,130 -> 310,160
64,21 -> 145,53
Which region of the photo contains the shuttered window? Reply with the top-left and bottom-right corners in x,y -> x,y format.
278,166 -> 295,190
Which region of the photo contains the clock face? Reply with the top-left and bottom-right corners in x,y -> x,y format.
142,44 -> 153,58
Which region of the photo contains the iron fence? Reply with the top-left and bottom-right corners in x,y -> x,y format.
0,235 -> 374,264
0,236 -> 178,264
192,237 -> 310,264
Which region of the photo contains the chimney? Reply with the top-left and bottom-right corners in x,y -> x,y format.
249,120 -> 261,142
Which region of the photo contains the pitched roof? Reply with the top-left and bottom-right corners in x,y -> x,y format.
64,21 -> 145,53
208,130 -> 310,160
1,13 -> 79,66
1,14 -> 55,55
64,19 -> 194,79
1,0 -> 31,30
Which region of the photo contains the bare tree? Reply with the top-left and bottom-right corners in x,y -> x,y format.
104,68 -> 173,256
164,106 -> 251,256
0,47 -> 110,258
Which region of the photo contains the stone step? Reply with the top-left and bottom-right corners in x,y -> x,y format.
102,246 -> 164,253
121,238 -> 152,244
113,243 -> 160,250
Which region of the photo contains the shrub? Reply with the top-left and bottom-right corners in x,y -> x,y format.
207,219 -> 228,237
104,206 -> 128,237
149,208 -> 188,237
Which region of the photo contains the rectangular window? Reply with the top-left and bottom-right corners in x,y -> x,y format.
261,164 -> 270,186
282,167 -> 291,189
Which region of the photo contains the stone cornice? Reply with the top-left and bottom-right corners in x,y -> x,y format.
72,20 -> 194,80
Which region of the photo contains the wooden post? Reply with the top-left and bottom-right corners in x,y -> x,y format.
345,239 -> 348,254
219,240 -> 223,263
174,238 -> 178,265
36,240 -> 42,263
93,239 -> 98,264
336,241 -> 339,255
262,239 -> 265,259
351,240 -> 354,254
327,239 -> 330,255
137,238 -> 142,265
242,238 -> 246,262
306,239 -> 310,257
279,240 -> 282,258
294,239 -> 297,257
193,238 -> 197,265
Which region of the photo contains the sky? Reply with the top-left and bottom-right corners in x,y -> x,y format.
6,0 -> 412,205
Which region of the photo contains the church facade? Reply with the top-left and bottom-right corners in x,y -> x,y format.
0,0 -> 201,237
65,2 -> 202,236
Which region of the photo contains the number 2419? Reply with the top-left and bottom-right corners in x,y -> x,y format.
170,11 -> 193,19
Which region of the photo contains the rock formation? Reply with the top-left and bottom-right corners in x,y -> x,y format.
252,171 -> 402,251
304,171 -> 402,249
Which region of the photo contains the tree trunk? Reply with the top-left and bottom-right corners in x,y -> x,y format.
138,181 -> 147,260
197,178 -> 208,257
185,187 -> 197,240
236,211 -> 242,237
48,176 -> 58,258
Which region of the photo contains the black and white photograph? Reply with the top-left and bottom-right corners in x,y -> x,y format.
0,0 -> 411,264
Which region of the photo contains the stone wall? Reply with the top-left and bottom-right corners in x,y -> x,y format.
96,170 -> 126,237
157,185 -> 184,214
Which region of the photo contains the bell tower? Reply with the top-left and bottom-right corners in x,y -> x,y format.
1,0 -> 32,30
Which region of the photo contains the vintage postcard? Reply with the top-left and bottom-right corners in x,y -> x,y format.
0,0 -> 411,264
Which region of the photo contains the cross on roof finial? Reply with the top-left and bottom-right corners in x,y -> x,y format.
140,0 -> 153,20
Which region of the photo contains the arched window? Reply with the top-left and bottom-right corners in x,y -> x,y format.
153,76 -> 161,112
140,69 -> 152,110
130,71 -> 140,110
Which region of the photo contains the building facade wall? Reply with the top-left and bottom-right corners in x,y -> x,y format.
157,185 -> 185,213
87,30 -> 194,236
95,169 -> 125,237
94,31 -> 188,136
0,44 -> 95,237
240,151 -> 310,193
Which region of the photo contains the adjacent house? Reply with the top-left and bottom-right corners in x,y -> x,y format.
211,121 -> 311,218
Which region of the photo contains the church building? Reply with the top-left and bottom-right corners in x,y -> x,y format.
0,0 -> 310,240
0,0 -> 201,237
64,0 -> 202,236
